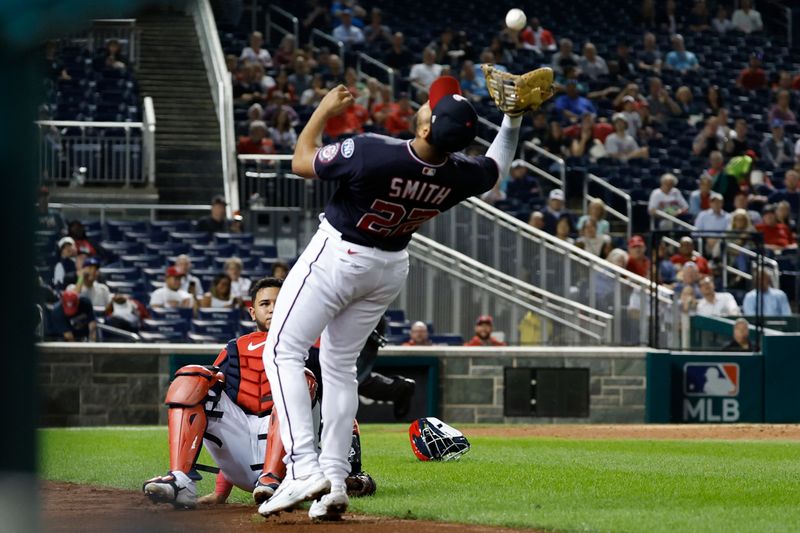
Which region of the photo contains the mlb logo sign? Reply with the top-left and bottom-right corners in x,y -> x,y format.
684,363 -> 739,397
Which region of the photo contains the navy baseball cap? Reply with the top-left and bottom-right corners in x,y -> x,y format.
428,76 -> 477,153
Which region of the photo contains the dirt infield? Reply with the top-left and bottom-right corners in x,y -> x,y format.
42,481 -> 538,533
465,424 -> 800,440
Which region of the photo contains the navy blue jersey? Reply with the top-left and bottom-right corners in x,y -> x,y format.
313,134 -> 498,251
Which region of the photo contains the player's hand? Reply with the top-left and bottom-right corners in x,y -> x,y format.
318,85 -> 354,118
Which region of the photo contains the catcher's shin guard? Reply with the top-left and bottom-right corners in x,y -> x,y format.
165,365 -> 222,474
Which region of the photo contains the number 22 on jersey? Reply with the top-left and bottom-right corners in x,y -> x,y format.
356,199 -> 440,237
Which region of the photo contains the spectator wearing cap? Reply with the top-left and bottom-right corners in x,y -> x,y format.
578,43 -> 608,82
505,160 -> 541,205
726,318 -> 752,350
464,315 -> 506,346
150,266 -> 193,309
649,173 -> 689,219
237,120 -> 276,155
696,276 -> 740,317
384,92 -> 415,136
743,270 -> 791,316
175,254 -> 203,299
403,321 -> 432,346
332,9 -> 365,51
542,189 -> 566,234
36,186 -> 66,234
732,0 -> 763,34
196,196 -> 232,234
626,235 -> 650,277
577,198 -> 610,236
51,290 -> 97,342
761,119 -> 794,169
768,90 -> 797,126
75,257 -> 112,307
53,236 -> 78,289
576,218 -> 610,257
671,237 -> 711,274
605,113 -> 648,160
224,257 -> 251,301
553,80 -> 596,124
689,174 -> 714,216
737,53 -> 767,91
694,191 -> 731,231
620,96 -> 643,139
756,204 -> 797,253
665,34 -> 699,74
240,31 -> 272,69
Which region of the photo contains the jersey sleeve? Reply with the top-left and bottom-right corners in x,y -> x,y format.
312,136 -> 363,181
469,155 -> 501,196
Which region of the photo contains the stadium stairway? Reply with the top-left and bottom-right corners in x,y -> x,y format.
136,7 -> 223,205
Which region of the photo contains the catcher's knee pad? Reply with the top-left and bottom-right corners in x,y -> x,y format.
165,365 -> 222,474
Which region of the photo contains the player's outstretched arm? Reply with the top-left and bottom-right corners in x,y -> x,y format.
292,85 -> 355,178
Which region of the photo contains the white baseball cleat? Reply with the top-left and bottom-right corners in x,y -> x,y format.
258,472 -> 330,516
143,470 -> 197,509
308,487 -> 349,521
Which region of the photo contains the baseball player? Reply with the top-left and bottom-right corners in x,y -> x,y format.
260,69 -> 553,520
143,277 -> 319,508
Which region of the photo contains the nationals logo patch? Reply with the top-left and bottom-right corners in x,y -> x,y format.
341,138 -> 355,158
318,143 -> 339,163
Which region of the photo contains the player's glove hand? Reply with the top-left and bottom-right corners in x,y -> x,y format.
481,65 -> 555,117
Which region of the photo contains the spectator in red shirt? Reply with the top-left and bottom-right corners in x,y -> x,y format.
464,315 -> 506,347
626,235 -> 651,278
736,53 -> 767,91
756,204 -> 798,252
384,92 -> 414,136
565,113 -> 614,157
402,321 -> 432,346
519,17 -> 556,54
670,236 -> 711,274
236,120 -> 275,154
324,100 -> 369,138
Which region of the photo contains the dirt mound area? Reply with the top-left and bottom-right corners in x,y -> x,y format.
42,481 -> 536,533
467,424 -> 800,440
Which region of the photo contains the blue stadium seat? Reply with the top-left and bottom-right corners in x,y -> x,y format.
124,230 -> 168,244
387,320 -> 411,337
150,220 -> 192,232
385,309 -> 405,322
143,318 -> 190,335
252,244 -> 278,257
197,307 -> 239,323
121,254 -> 163,269
169,231 -> 212,245
167,255 -> 210,269
215,233 -> 255,245
187,332 -> 222,344
191,243 -> 235,258
430,334 -> 464,346
149,307 -> 194,321
192,319 -> 236,341
145,242 -> 190,256
101,267 -> 140,282
101,241 -> 144,256
106,280 -> 145,294
140,331 -> 185,343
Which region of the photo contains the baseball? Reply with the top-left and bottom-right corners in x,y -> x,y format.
505,8 -> 526,31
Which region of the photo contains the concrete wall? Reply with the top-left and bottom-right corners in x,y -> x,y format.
37,344 -> 649,426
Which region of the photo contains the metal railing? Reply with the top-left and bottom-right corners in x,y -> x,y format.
266,5 -> 299,47
651,209 -> 780,285
36,112 -> 154,186
49,202 -> 210,225
522,140 -> 566,192
356,53 -> 395,98
310,29 -> 344,63
403,234 -> 613,345
62,19 -> 141,66
420,197 -> 674,345
584,173 -> 632,240
192,0 -> 239,216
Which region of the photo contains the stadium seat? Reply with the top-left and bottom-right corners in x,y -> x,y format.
169,231 -> 212,245
385,309 -> 406,322
101,267 -> 141,282
215,233 -> 255,245
191,319 -> 236,341
120,255 -> 163,269
139,331 -> 185,343
197,307 -> 239,323
430,334 -> 464,346
149,307 -> 194,321
143,318 -> 190,335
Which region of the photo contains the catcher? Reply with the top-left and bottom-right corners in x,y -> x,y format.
142,277 -> 374,508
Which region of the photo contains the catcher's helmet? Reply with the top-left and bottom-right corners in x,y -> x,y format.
408,417 -> 470,461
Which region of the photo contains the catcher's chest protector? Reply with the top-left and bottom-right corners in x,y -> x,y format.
219,332 -> 274,416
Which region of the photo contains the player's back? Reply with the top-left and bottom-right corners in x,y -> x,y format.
314,133 -> 498,251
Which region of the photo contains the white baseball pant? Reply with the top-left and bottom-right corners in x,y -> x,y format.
263,218 -> 408,488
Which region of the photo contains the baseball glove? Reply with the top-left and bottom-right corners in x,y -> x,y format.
345,471 -> 377,497
481,65 -> 555,116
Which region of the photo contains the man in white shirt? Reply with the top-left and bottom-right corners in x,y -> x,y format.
696,276 -> 740,317
731,0 -> 763,34
175,254 -> 203,299
75,256 -> 112,307
409,47 -> 442,91
605,113 -> 648,160
649,173 -> 689,218
331,10 -> 364,51
240,31 -> 272,68
150,267 -> 193,309
694,192 -> 731,231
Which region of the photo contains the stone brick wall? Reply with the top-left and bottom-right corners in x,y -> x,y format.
38,344 -> 649,426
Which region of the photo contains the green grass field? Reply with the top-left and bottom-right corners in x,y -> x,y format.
40,425 -> 800,533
